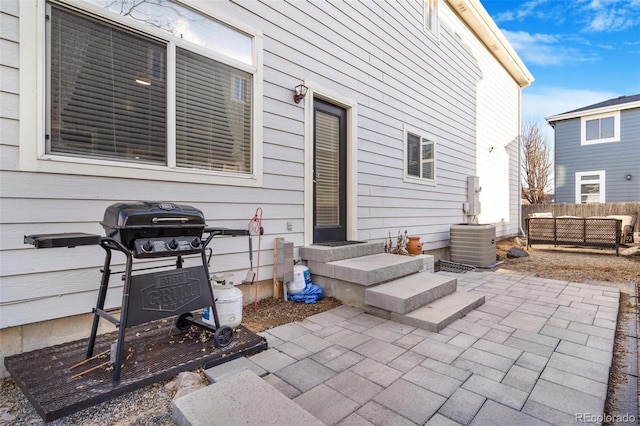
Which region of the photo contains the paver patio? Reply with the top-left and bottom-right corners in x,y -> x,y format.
204,270 -> 628,425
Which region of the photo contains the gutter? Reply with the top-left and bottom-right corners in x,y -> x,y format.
446,0 -> 534,88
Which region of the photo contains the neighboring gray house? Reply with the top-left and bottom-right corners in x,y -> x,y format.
546,94 -> 640,203
0,0 -> 532,375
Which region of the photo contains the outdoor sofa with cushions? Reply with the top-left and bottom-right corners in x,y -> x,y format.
606,214 -> 637,244
526,216 -> 623,255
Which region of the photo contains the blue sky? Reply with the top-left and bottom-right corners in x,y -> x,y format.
482,0 -> 640,136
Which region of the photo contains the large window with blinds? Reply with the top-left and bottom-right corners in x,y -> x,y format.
45,1 -> 256,177
404,125 -> 436,184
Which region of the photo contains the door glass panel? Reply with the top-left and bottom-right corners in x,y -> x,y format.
315,111 -> 340,226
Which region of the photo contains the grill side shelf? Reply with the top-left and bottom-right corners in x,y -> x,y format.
24,233 -> 102,248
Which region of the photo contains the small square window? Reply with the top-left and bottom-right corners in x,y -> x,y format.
404,125 -> 436,184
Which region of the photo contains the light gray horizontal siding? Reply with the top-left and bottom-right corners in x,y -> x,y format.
1,0 -> 519,327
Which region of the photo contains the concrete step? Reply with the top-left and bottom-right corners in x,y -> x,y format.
390,291 -> 485,332
309,253 -> 424,286
171,370 -> 324,426
300,241 -> 383,263
365,273 -> 457,315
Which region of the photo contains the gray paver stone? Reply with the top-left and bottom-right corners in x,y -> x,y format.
472,339 -> 523,360
336,413 -> 375,426
275,358 -> 336,392
294,383 -> 360,426
403,365 -> 462,398
426,413 -> 464,425
522,400 -> 582,426
325,369 -> 384,404
501,365 -> 539,392
546,352 -> 611,384
540,366 -> 608,398
356,401 -> 415,426
262,373 -> 301,399
462,374 -> 528,410
353,338 -> 406,364
204,356 -> 267,383
291,332 -> 334,353
459,347 -> 516,372
515,351 -> 549,373
556,340 -> 612,366
528,379 -> 605,417
350,358 -> 403,387
388,350 -> 426,373
438,387 -> 486,425
452,358 -> 506,382
248,348 -> 297,373
412,338 -> 465,364
500,312 -> 548,332
373,379 -> 446,425
470,400 -> 549,426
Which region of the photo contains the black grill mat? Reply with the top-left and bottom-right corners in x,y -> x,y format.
4,319 -> 267,422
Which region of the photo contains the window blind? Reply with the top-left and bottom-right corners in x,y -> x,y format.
315,111 -> 340,225
175,48 -> 252,173
49,5 -> 167,164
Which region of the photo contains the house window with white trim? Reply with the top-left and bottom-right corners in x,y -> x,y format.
404,125 -> 436,184
45,0 -> 258,177
581,111 -> 620,145
424,0 -> 439,37
575,171 -> 605,203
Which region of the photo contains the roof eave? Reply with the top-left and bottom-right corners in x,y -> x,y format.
546,100 -> 640,124
446,0 -> 534,88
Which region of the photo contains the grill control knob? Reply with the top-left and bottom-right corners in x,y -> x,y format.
168,239 -> 179,250
142,240 -> 154,252
190,238 -> 201,248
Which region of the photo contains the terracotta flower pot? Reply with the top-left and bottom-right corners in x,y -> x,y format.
406,236 -> 423,255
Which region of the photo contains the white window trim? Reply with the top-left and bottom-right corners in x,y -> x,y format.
575,170 -> 606,203
580,111 -> 620,145
423,0 -> 439,39
19,0 -> 264,187
403,124 -> 436,186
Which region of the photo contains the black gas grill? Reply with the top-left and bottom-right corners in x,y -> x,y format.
25,201 -> 257,383
101,201 -> 206,258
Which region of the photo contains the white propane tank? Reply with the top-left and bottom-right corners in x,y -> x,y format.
289,265 -> 311,295
202,274 -> 243,328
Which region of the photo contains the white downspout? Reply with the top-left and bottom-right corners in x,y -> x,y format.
518,87 -> 526,237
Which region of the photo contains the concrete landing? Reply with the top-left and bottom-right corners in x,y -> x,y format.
171,369 -> 324,426
313,253 -> 424,286
391,291 -> 485,332
300,241 -> 383,263
365,273 -> 457,314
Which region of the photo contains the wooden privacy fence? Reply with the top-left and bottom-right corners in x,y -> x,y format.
521,202 -> 640,233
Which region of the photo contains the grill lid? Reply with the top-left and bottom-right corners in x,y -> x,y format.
102,202 -> 206,232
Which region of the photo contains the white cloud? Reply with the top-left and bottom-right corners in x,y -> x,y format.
502,30 -> 599,66
492,0 -> 552,23
580,0 -> 640,32
493,0 -> 640,33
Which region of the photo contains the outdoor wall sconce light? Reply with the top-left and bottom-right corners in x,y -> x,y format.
294,84 -> 308,103
626,174 -> 633,181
